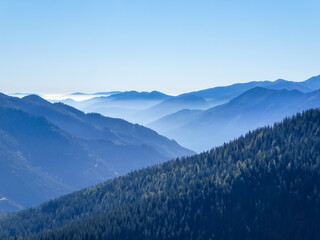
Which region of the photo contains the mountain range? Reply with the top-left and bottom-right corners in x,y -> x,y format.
57,75 -> 320,125
1,109 -> 319,239
52,75 -> 320,152
149,87 -> 320,151
0,93 -> 193,213
2,74 -> 320,213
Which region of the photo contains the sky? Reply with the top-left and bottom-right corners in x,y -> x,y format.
0,0 -> 320,95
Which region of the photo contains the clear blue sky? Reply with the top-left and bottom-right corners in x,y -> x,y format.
0,0 -> 319,94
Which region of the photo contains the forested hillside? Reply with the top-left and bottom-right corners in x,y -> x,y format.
1,109 -> 320,239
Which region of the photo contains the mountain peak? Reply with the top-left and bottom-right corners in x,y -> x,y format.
274,78 -> 287,83
70,92 -> 86,95
22,94 -> 50,105
303,75 -> 320,90
108,91 -> 170,101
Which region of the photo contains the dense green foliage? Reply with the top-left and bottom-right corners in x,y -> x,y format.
1,109 -> 320,239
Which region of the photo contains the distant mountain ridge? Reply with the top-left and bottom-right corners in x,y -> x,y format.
9,75 -> 320,153
49,75 -> 320,126
303,75 -> 320,89
106,91 -> 170,101
158,87 -> 320,151
179,75 -> 320,104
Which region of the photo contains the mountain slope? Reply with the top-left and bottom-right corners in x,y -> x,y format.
179,75 -> 320,104
1,109 -> 320,239
134,95 -> 209,124
158,87 -> 320,152
0,93 -> 193,159
61,91 -> 172,123
147,109 -> 202,134
303,75 -> 320,90
0,107 -> 85,211
265,79 -> 313,92
178,80 -> 274,104
0,94 -> 193,213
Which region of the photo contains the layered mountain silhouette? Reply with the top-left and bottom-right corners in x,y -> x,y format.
58,75 -> 320,127
0,93 -> 193,213
179,75 -> 319,104
61,91 -> 172,123
152,87 -> 320,152
133,95 -> 210,124
2,75 -> 320,238
11,75 -> 320,153
1,109 -> 320,239
3,75 -> 320,212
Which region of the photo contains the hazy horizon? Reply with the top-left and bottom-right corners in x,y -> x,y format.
4,73 -> 319,99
